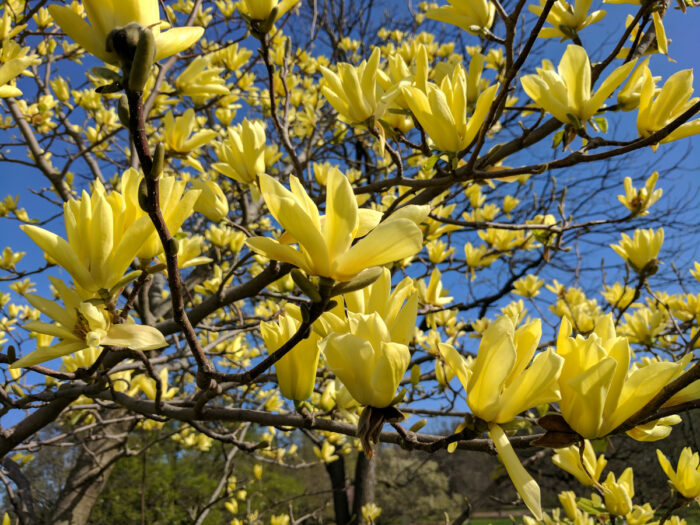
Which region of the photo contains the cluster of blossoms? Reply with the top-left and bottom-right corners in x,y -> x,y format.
1,0 -> 699,522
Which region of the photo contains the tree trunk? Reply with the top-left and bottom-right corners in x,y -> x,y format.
350,453 -> 375,525
325,456 -> 351,525
51,415 -> 136,525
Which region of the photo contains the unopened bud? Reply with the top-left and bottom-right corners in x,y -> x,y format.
291,269 -> 322,303
138,178 -> 150,212
409,419 -> 427,433
129,27 -> 155,91
150,143 -> 165,180
117,95 -> 130,128
166,238 -> 179,257
106,22 -> 143,65
330,266 -> 383,296
259,6 -> 279,34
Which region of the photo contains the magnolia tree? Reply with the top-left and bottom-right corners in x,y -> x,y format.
0,0 -> 699,523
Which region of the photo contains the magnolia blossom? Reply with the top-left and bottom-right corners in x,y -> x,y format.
402,64 -> 498,153
521,45 -> 636,126
238,0 -> 300,21
320,48 -> 385,124
13,278 -> 166,368
552,440 -> 607,486
425,0 -> 495,35
557,314 -> 690,439
441,316 -> 564,519
657,448 -> 700,501
260,304 -> 321,402
610,228 -> 664,272
48,0 -> 204,64
322,311 -> 410,408
247,170 -> 427,282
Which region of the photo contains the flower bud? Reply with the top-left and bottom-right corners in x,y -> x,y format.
150,143 -> 165,180
129,27 -> 156,91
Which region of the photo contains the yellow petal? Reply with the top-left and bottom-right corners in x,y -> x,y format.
322,333 -> 376,406
438,342 -> 471,391
333,219 -> 422,281
154,27 -> 205,62
25,294 -> 74,328
245,236 -> 310,272
467,317 -> 516,421
490,424 -> 542,520
496,349 -> 563,423
369,342 -> 410,408
464,83 -> 499,147
323,169 -> 358,261
21,225 -> 95,291
11,341 -> 88,368
101,323 -> 167,350
559,45 -> 591,116
48,5 -> 115,63
563,356 -> 616,438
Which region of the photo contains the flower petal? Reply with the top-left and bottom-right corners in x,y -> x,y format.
101,323 -> 167,350
490,423 -> 543,520
333,219 -> 422,281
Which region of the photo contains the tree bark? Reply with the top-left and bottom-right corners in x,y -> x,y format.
350,453 -> 375,525
51,415 -> 136,525
325,456 -> 351,525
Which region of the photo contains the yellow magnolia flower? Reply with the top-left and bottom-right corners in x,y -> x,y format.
417,267 -> 453,307
260,304 -> 321,402
213,119 -> 267,188
556,314 -> 688,439
128,367 -> 178,400
601,468 -> 634,516
441,316 -> 564,519
247,170 -> 427,282
657,447 -> 700,501
627,414 -> 682,442
602,282 -> 635,309
313,441 -> 339,463
691,262 -> 700,282
175,56 -> 229,101
402,65 -> 499,153
626,504 -> 655,525
0,53 -> 39,97
48,0 -> 204,64
617,58 -> 656,112
361,502 -> 382,524
319,48 -> 385,124
637,67 -> 700,147
238,0 -> 300,21
521,45 -> 636,127
552,440 -> 607,486
617,172 -> 662,217
163,108 -> 218,154
425,0 -> 496,35
614,12 -> 669,59
318,268 -> 418,346
512,274 -> 544,298
464,242 -> 499,280
112,168 -> 201,261
321,311 -> 411,408
529,0 -> 606,40
12,277 -> 166,368
610,228 -> 663,273
21,179 -> 155,295
460,317 -> 563,424
559,490 -> 593,524
192,178 -> 228,222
